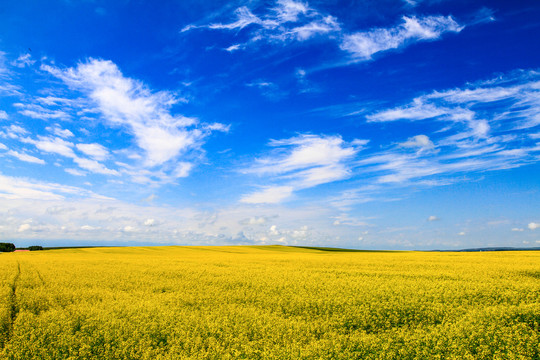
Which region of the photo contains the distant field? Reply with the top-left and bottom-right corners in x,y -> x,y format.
1,246 -> 539,359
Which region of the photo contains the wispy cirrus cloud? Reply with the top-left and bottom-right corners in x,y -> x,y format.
183,0 -> 468,66
6,150 -> 45,164
367,69 -> 540,132
323,69 -> 540,207
11,53 -> 36,68
182,0 -> 341,48
341,15 -> 463,60
241,134 -> 363,203
0,173 -> 109,201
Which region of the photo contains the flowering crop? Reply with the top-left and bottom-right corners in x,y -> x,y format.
0,246 -> 539,359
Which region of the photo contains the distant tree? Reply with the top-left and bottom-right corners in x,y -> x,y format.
28,246 -> 44,251
0,243 -> 16,252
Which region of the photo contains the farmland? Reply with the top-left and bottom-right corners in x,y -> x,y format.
1,246 -> 539,359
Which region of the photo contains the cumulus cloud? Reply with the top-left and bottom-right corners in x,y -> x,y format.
427,215 -> 439,221
400,135 -> 435,151
341,15 -> 463,60
0,110 -> 8,120
528,222 -> 540,230
144,218 -> 155,226
239,216 -> 268,225
31,136 -> 76,158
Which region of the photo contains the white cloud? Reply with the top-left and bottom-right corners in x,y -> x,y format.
183,0 -> 340,48
369,70 -> 540,133
253,134 -> 357,177
367,101 -> 446,122
0,174 -> 109,201
0,110 -> 8,120
511,228 -> 524,232
81,225 -> 97,231
207,7 -> 264,31
65,168 -> 86,176
242,134 -> 359,203
0,143 -> 7,150
239,216 -> 268,225
2,124 -> 28,139
23,136 -> 118,176
528,222 -> 540,230
11,53 -> 35,68
18,223 -> 31,232
341,15 -> 463,60
144,218 -> 155,226
273,0 -> 309,23
241,186 -> 294,204
400,135 -> 435,151
204,122 -> 230,132
225,44 -> 242,52
41,59 -> 215,169
269,225 -> 279,235
427,215 -> 439,221
32,136 -> 76,158
341,69 -> 540,190
289,16 -> 340,41
458,231 -> 465,236
7,150 -> 45,164
73,157 -> 119,176
17,103 -> 71,120
76,143 -> 109,161
47,125 -> 74,138
172,162 -> 193,178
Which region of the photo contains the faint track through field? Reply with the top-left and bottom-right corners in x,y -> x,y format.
1,261 -> 21,349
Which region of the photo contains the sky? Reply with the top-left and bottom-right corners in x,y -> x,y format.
0,0 -> 539,250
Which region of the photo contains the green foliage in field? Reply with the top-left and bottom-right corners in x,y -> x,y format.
0,246 -> 539,359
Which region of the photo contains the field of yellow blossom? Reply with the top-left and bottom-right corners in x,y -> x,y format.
1,246 -> 539,359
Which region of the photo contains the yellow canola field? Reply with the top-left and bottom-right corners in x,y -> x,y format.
0,246 -> 539,359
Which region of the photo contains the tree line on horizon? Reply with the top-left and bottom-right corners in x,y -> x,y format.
0,243 -> 43,252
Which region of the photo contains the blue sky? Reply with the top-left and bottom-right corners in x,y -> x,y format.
1,0 -> 539,249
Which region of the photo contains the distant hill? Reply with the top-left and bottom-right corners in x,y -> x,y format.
434,247 -> 540,252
